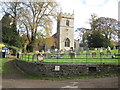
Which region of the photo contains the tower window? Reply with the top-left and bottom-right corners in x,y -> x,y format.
66,20 -> 69,26
65,38 -> 70,47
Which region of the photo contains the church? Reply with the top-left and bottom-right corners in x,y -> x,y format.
52,12 -> 77,51
37,12 -> 79,51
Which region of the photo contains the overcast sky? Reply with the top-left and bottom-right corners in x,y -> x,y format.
52,0 -> 119,39
56,0 -> 119,29
0,0 -> 119,38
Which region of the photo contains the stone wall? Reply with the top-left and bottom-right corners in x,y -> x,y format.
15,60 -> 119,77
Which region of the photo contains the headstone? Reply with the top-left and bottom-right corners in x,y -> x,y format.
95,48 -> 97,50
47,49 -> 51,53
107,46 -> 111,51
69,53 -> 75,59
100,48 -> 103,52
43,53 -> 47,59
113,46 -> 116,50
92,52 -> 96,57
86,51 -> 91,56
47,53 -> 51,59
100,52 -> 104,57
107,50 -> 111,56
56,54 -> 61,59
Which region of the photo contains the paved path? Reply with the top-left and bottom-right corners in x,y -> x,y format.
2,60 -> 119,88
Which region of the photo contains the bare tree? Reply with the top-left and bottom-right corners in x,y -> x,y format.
18,2 -> 58,52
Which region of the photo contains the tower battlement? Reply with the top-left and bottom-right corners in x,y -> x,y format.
58,12 -> 74,19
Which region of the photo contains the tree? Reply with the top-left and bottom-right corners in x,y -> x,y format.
1,13 -> 22,48
18,2 -> 58,52
1,2 -> 23,48
87,14 -> 118,48
87,30 -> 110,48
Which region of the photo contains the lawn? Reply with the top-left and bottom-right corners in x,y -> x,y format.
0,58 -> 11,73
19,49 -> 119,64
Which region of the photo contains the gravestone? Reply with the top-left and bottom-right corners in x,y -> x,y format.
56,54 -> 61,59
95,48 -> 97,50
69,53 -> 75,59
47,53 -> 51,59
107,50 -> 111,56
92,52 -> 96,57
43,53 -> 47,59
86,51 -> 91,56
100,52 -> 104,57
113,46 -> 116,50
100,48 -> 103,52
107,46 -> 111,51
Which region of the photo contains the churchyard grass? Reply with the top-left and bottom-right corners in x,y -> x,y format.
19,49 -> 119,64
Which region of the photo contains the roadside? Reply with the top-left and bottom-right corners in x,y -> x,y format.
2,59 -> 119,88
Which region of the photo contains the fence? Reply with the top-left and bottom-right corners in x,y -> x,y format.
17,52 -> 119,64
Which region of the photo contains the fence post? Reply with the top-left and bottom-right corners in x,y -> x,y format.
28,54 -> 29,61
37,54 -> 38,62
22,54 -> 23,60
32,54 -> 34,62
86,53 -> 87,64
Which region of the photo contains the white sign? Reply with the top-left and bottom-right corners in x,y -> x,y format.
55,66 -> 60,71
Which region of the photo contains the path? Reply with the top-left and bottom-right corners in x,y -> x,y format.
2,60 -> 119,88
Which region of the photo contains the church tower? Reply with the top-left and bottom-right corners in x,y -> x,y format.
57,12 -> 74,50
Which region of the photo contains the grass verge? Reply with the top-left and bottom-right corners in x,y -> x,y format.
24,72 -> 120,81
1,58 -> 12,73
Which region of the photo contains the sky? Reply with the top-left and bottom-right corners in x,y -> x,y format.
52,0 -> 119,39
0,0 -> 119,39
56,0 -> 119,29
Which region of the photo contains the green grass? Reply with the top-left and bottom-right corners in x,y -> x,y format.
19,49 -> 119,64
24,72 -> 120,81
0,58 -> 11,73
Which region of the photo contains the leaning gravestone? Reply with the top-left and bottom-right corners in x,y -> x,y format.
92,52 -> 96,57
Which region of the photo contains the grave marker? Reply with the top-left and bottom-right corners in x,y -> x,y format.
100,52 -> 104,57
92,52 -> 96,57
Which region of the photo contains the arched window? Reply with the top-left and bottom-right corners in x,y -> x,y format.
66,20 -> 69,26
65,38 -> 70,47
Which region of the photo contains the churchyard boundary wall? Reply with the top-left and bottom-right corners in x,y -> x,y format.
15,59 -> 120,77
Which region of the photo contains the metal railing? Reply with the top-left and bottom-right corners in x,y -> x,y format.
17,53 -> 119,64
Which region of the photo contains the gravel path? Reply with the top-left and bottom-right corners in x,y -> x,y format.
2,60 -> 119,88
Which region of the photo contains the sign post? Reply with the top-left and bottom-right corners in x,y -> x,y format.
2,47 -> 8,58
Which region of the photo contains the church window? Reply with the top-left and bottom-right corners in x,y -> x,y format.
65,38 -> 70,47
66,20 -> 69,26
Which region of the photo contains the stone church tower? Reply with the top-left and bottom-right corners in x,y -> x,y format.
56,12 -> 74,50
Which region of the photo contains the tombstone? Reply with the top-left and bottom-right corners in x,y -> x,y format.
107,50 -> 111,56
47,49 -> 51,53
56,54 -> 61,59
42,53 -> 47,59
95,48 -> 97,50
47,53 -> 51,59
100,52 -> 104,57
92,52 -> 96,57
100,48 -> 103,52
107,46 -> 111,51
113,46 -> 116,50
86,51 -> 91,56
69,53 -> 75,59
